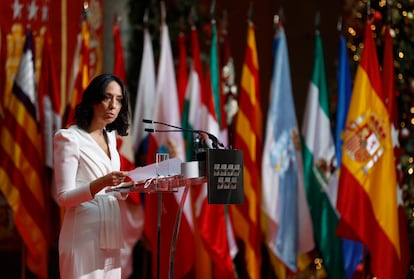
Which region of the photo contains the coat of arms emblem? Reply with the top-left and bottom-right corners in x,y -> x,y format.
343,113 -> 386,173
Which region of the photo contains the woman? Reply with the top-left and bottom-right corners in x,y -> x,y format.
54,74 -> 138,278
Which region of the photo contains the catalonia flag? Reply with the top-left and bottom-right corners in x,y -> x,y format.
231,20 -> 263,279
336,23 -> 401,279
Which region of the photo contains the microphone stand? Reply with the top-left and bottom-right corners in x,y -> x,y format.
143,118 -> 225,149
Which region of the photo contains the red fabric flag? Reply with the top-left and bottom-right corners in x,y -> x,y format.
0,26 -> 3,118
63,17 -> 90,127
198,201 -> 236,279
113,20 -> 127,84
38,29 -> 62,169
188,22 -> 237,279
113,20 -> 135,170
230,21 -> 263,278
0,28 -> 50,279
337,23 -> 402,279
382,25 -> 411,278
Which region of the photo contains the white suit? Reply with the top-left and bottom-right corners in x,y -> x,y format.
54,126 -> 142,279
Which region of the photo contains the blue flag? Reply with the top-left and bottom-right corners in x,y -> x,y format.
262,25 -> 314,272
335,34 -> 363,279
335,35 -> 352,163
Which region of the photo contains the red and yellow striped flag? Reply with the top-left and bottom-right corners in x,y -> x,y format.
0,28 -> 50,279
230,20 -> 263,279
337,23 -> 401,279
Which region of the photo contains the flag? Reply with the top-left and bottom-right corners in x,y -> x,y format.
187,22 -> 237,279
210,20 -> 228,147
261,23 -> 314,274
148,17 -> 186,162
335,36 -> 352,165
38,29 -> 61,169
230,20 -> 262,279
182,25 -> 203,162
143,10 -> 194,278
1,25 -> 26,118
335,34 -> 363,279
382,24 -> 411,279
210,20 -> 222,133
37,29 -> 63,245
337,23 -> 401,279
0,26 -> 3,119
113,20 -> 127,84
113,19 -> 135,172
219,18 -> 238,146
301,31 -> 345,278
181,25 -> 211,278
177,31 -> 188,116
131,26 -> 156,166
0,28 -> 50,279
198,204 -> 237,279
190,20 -> 223,149
63,16 -> 90,127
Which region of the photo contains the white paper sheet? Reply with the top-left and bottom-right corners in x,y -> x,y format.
128,157 -> 182,182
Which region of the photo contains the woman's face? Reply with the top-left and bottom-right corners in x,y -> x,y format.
92,80 -> 123,126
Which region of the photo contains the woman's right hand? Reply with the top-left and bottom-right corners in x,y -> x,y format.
90,171 -> 130,196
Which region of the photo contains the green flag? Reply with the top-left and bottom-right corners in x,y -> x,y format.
301,32 -> 346,279
210,20 -> 222,129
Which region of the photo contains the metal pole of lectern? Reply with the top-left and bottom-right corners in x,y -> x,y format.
168,184 -> 190,279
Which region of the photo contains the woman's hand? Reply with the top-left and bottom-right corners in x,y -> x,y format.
90,171 -> 130,197
107,171 -> 129,185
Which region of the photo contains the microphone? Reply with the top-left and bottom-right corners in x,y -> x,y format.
143,119 -> 225,149
144,128 -> 182,133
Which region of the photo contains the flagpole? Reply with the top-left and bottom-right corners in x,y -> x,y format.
248,1 -> 253,20
314,10 -> 320,35
209,0 -> 216,18
337,15 -> 343,33
386,0 -> 391,23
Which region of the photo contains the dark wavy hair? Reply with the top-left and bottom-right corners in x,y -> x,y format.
74,73 -> 130,136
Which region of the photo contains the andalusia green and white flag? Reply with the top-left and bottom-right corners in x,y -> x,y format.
301,32 -> 346,279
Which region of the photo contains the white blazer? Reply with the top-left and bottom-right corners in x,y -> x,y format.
54,125 -> 125,278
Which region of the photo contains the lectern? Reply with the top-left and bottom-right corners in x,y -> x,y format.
107,149 -> 243,279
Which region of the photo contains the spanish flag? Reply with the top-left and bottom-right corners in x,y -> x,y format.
337,23 -> 401,279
